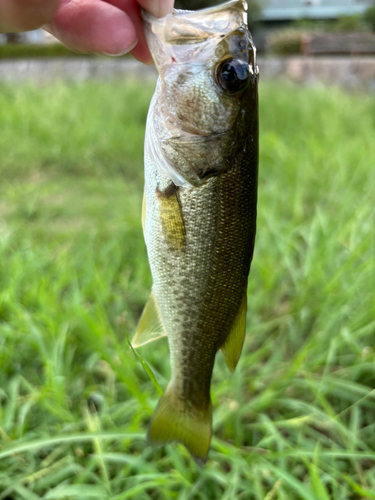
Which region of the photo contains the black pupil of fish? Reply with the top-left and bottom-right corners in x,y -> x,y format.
217,59 -> 249,94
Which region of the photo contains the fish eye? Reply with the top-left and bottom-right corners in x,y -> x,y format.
215,58 -> 250,95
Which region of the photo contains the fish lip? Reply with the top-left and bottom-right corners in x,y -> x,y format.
141,0 -> 247,23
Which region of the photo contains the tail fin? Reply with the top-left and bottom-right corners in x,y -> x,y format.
147,384 -> 212,466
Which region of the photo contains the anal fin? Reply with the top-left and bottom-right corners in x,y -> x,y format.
221,292 -> 247,373
132,290 -> 167,348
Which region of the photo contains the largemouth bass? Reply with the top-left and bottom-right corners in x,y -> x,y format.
132,0 -> 259,465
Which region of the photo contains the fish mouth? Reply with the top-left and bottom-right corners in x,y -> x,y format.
142,0 -> 248,47
172,0 -> 247,18
142,0 -> 247,23
142,0 -> 256,80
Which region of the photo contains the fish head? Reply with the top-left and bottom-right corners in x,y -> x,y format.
143,0 -> 259,187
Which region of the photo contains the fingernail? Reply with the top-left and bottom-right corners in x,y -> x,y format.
101,38 -> 138,57
146,0 -> 174,18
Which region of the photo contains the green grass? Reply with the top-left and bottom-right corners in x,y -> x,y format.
0,79 -> 374,499
0,44 -> 132,59
0,43 -> 86,59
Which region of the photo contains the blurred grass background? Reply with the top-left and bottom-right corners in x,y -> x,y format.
0,80 -> 374,499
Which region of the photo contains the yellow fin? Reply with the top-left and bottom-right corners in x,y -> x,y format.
221,292 -> 247,373
132,290 -> 167,348
157,184 -> 185,252
148,384 -> 212,466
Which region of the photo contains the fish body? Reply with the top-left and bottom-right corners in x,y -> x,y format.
133,0 -> 259,465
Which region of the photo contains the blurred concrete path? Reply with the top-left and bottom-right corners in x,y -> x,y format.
0,58 -> 158,83
261,57 -> 375,92
0,56 -> 375,91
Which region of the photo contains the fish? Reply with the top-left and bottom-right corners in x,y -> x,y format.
132,0 -> 259,465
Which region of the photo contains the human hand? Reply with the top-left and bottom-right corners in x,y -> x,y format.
0,0 -> 174,63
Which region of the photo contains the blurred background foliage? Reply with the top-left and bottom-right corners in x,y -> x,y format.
0,78 -> 374,498
364,3 -> 375,31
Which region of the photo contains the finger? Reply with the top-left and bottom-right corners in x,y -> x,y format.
105,0 -> 174,63
44,0 -> 137,56
0,0 -> 60,32
131,0 -> 174,61
136,0 -> 174,19
105,0 -> 152,63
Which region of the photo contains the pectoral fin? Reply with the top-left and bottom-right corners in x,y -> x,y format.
132,290 -> 167,348
156,183 -> 185,252
221,292 -> 247,373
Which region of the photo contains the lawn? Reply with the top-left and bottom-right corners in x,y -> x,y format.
0,79 -> 374,499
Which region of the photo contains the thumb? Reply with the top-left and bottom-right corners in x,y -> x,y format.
0,0 -> 60,32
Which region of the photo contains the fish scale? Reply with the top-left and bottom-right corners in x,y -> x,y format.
133,0 -> 259,465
